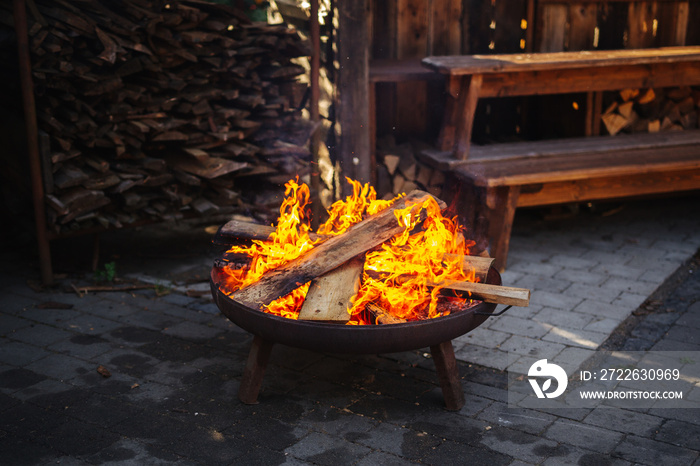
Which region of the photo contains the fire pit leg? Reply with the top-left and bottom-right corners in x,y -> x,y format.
239,335 -> 274,405
430,340 -> 465,411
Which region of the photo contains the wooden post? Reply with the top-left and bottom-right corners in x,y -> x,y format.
369,80 -> 377,188
14,0 -> 53,286
525,0 -> 536,53
239,335 -> 274,405
430,340 -> 465,411
337,0 -> 371,195
395,0 -> 429,140
309,0 -> 323,228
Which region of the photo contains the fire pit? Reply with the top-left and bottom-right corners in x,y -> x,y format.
209,179 -> 528,410
210,265 -> 505,410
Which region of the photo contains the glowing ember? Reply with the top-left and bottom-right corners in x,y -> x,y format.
217,178 -> 480,324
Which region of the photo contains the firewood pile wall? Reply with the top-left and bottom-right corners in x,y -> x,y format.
1,0 -> 312,234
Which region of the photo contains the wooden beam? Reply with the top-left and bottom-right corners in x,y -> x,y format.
337,0 -> 371,194
370,253 -> 494,281
431,277 -> 529,306
309,0 -> 322,229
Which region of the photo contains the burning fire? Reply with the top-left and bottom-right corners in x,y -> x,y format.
218,178 -> 479,324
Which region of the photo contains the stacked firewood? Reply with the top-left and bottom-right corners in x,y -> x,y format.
1,0 -> 311,233
375,136 -> 445,201
602,86 -> 700,136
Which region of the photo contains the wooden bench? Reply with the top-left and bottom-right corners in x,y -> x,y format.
417,46 -> 700,271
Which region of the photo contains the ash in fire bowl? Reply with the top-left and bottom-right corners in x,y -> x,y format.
211,178 -> 529,326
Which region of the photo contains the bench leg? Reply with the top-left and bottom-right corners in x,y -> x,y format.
438,74 -> 482,160
485,186 -> 520,272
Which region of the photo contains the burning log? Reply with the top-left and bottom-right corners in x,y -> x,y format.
446,254 -> 493,281
298,257 -> 364,323
365,272 -> 529,307
366,303 -> 407,325
232,190 -> 446,309
427,279 -> 529,307
370,253 -> 494,282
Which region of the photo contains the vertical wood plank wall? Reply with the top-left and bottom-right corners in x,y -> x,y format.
370,0 -> 698,145
395,0 -> 430,138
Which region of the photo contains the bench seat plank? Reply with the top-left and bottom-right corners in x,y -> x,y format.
419,129 -> 700,170
454,144 -> 700,187
423,46 -> 700,76
515,169 -> 700,208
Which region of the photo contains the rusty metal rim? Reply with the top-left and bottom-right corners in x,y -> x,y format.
211,267 -> 502,354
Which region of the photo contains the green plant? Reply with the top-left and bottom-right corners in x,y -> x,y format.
154,281 -> 172,297
94,262 -> 117,283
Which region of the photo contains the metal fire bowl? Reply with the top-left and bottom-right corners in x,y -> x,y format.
210,267 -> 501,354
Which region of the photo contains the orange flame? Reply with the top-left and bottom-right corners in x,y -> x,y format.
219,178 -> 395,319
348,196 -> 476,323
217,178 -> 478,323
317,178 -> 395,236
219,179 -> 318,318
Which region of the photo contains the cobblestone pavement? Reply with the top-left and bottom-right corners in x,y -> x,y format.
1,196 -> 699,465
